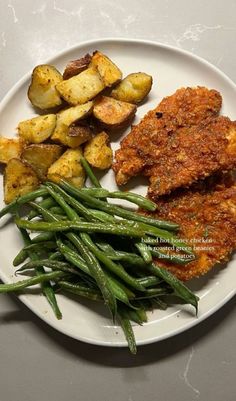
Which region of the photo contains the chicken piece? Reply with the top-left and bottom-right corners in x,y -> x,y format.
113,87 -> 222,185
144,173 -> 236,281
147,116 -> 236,198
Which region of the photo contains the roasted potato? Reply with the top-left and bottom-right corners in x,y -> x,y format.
93,96 -> 137,129
56,67 -> 105,106
47,147 -> 85,188
68,124 -> 92,140
0,136 -> 25,164
84,132 -> 113,169
4,158 -> 39,204
28,65 -> 63,109
111,72 -> 153,104
18,114 -> 56,144
21,144 -> 64,181
63,54 -> 92,79
90,51 -> 122,87
51,101 -> 93,147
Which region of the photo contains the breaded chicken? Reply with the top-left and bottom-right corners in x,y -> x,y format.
147,116 -> 236,198
113,87 -> 222,186
144,174 -> 236,281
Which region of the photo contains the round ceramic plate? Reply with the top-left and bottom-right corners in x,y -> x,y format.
0,39 -> 235,347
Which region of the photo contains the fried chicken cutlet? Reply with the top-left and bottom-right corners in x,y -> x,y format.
113,87 -> 222,186
144,174 -> 236,281
147,116 -> 236,198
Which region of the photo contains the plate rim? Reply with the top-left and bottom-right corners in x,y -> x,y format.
0,37 -> 235,347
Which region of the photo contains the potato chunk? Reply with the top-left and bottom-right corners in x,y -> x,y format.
56,67 -> 105,106
0,136 -> 25,164
63,54 -> 92,79
51,101 -> 93,147
18,114 -> 56,144
84,132 -> 113,170
47,148 -> 85,188
21,144 -> 63,181
28,65 -> 63,109
68,124 -> 92,142
4,158 -> 39,204
90,51 -> 122,87
93,96 -> 137,129
111,72 -> 153,104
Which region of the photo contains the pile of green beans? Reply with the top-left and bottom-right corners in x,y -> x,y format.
0,157 -> 198,354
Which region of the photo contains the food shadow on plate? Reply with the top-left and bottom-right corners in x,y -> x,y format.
60,291 -> 111,319
0,289 -> 235,368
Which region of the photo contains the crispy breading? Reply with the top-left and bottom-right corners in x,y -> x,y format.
144,174 -> 236,281
146,116 -> 236,198
113,87 -> 222,185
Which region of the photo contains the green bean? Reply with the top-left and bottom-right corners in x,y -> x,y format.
28,197 -> 56,220
39,196 -> 118,319
45,185 -> 145,294
27,205 -> 88,278
58,281 -> 103,301
147,263 -> 199,313
49,206 -> 66,216
57,240 -> 91,276
92,213 -> 192,257
23,241 -> 57,252
60,180 -> 179,231
15,218 -> 145,238
13,248 -> 29,267
29,201 -> 65,221
135,306 -> 148,323
0,188 -> 48,218
31,232 -> 56,243
88,209 -> 116,223
57,181 -> 191,256
81,188 -> 109,197
17,227 -> 62,320
152,298 -> 168,310
46,184 -> 97,222
134,287 -> 171,300
118,309 -> 137,354
61,227 -> 134,307
96,242 -> 146,267
81,235 -> 146,291
94,241 -> 117,254
80,156 -> 101,188
50,182 -> 190,255
58,241 -> 135,302
0,270 -> 65,293
0,175 -> 200,352
135,242 -> 152,264
107,273 -> 135,300
49,251 -> 64,261
136,276 -> 162,287
107,191 -> 157,211
118,306 -> 145,325
104,273 -> 137,309
69,238 -> 117,318
82,188 -> 157,211
16,259 -> 81,277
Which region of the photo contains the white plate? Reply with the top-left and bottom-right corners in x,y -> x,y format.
0,38 -> 235,347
